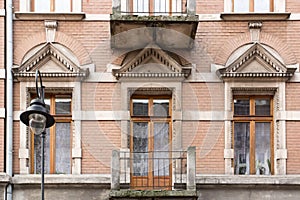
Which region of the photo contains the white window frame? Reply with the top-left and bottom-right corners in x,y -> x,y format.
19,0 -> 82,12
224,0 -> 285,13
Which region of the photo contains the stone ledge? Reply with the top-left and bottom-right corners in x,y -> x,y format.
0,173 -> 11,184
220,13 -> 291,21
14,12 -> 85,20
110,190 -> 197,198
196,175 -> 300,185
12,174 -> 110,185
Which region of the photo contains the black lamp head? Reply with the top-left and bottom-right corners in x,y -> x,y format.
20,98 -> 55,129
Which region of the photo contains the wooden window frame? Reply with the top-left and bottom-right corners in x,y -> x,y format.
130,95 -> 172,189
232,95 -> 274,175
30,94 -> 72,174
30,0 -> 73,12
231,0 -> 274,12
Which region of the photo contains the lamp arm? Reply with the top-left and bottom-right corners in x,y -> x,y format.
35,70 -> 45,102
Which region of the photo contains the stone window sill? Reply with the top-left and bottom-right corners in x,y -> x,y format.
220,13 -> 290,21
196,175 -> 300,185
14,12 -> 85,21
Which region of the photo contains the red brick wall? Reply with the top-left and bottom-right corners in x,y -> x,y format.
182,121 -> 225,174
286,121 -> 300,174
13,122 -> 20,174
81,121 -> 121,174
81,83 -> 121,111
286,83 -> 300,110
182,83 -> 224,111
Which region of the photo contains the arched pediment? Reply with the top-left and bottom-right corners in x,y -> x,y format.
217,43 -> 296,81
112,44 -> 191,80
13,43 -> 89,81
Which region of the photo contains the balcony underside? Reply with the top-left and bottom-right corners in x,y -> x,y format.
110,15 -> 198,49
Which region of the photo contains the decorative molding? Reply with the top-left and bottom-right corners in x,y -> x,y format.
112,43 -> 191,80
12,43 -> 89,81
217,43 -> 296,81
45,20 -> 57,43
220,13 -> 290,21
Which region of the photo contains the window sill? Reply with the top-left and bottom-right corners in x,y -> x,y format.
12,174 -> 110,185
196,175 -> 300,185
220,12 -> 291,21
14,12 -> 86,21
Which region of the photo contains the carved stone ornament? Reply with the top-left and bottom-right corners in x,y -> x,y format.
112,43 -> 191,80
12,43 -> 89,81
216,43 -> 296,82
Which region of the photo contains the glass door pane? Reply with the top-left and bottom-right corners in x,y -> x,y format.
234,122 -> 250,174
255,122 -> 271,175
153,122 -> 169,176
55,123 -> 71,174
133,122 -> 149,176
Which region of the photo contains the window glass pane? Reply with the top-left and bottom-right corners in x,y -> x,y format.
35,0 -> 50,12
234,99 -> 249,115
254,0 -> 270,12
133,0 -> 149,13
34,129 -> 50,174
154,123 -> 169,176
153,99 -> 169,117
55,123 -> 71,174
133,99 -> 148,116
234,122 -> 250,175
55,98 -> 71,114
133,122 -> 148,176
234,0 -> 249,12
154,0 -> 169,15
255,99 -> 270,115
55,0 -> 71,12
255,122 -> 271,175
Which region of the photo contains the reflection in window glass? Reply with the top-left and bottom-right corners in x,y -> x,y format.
34,129 -> 50,174
234,122 -> 250,175
55,98 -> 71,114
234,99 -> 249,115
254,0 -> 270,12
255,122 -> 270,175
35,0 -> 51,12
133,0 -> 149,13
255,99 -> 270,115
55,123 -> 71,174
133,99 -> 148,116
154,123 -> 169,176
234,0 -> 249,12
153,99 -> 169,116
133,122 -> 148,176
55,0 -> 71,12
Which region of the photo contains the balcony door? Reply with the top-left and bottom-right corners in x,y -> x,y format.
130,96 -> 172,189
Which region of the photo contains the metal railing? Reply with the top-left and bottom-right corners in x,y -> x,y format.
112,0 -> 196,16
121,150 -> 187,190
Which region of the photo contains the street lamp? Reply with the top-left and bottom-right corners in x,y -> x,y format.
20,70 -> 55,200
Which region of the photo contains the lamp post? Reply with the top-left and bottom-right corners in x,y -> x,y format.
20,70 -> 55,200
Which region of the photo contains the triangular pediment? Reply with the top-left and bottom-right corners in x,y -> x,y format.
217,43 -> 296,81
13,43 -> 89,81
113,43 -> 191,79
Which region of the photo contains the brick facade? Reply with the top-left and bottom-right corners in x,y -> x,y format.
1,0 -> 300,199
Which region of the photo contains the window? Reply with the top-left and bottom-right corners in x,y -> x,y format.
126,0 -> 182,15
31,94 -> 72,174
30,0 -> 75,12
232,0 -> 274,12
130,96 -> 172,189
233,96 -> 273,175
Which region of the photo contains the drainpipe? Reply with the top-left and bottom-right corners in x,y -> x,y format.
5,0 -> 13,199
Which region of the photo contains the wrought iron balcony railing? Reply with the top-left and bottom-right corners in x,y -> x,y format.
111,147 -> 196,191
